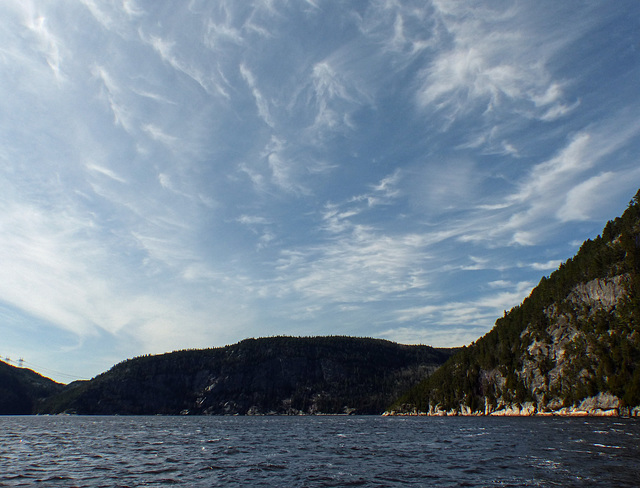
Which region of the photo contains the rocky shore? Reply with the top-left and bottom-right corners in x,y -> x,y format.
384,393 -> 640,417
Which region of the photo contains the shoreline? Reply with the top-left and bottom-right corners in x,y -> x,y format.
383,407 -> 640,418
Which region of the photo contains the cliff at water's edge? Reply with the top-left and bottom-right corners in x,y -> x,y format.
388,190 -> 640,417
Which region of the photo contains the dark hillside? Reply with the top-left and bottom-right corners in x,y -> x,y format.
391,189 -> 640,416
41,336 -> 454,415
0,360 -> 64,414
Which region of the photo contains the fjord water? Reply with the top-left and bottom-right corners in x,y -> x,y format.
1,416 -> 638,487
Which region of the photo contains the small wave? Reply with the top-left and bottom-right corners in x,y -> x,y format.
249,462 -> 287,471
593,443 -> 622,449
142,467 -> 179,475
42,475 -> 75,481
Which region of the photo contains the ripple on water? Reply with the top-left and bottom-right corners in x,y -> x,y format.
0,416 -> 638,487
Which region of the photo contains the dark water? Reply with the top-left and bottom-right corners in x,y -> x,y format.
1,416 -> 639,487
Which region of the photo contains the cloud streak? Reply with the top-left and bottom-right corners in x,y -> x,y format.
0,0 -> 638,381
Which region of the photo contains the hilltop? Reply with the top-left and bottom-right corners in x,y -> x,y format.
0,360 -> 64,414
39,336 -> 454,415
389,190 -> 640,417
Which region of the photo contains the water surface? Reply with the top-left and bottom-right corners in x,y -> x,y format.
1,415 -> 638,487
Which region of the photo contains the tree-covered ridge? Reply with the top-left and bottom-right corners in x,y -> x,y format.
40,336 -> 454,415
392,190 -> 640,416
0,360 -> 64,414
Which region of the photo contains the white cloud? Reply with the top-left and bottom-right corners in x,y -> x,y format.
272,223 -> 432,306
415,1 -> 583,144
158,173 -> 172,190
488,280 -> 512,289
312,61 -> 350,104
23,11 -> 64,81
142,124 -> 178,148
319,170 -> 405,235
258,231 -> 276,249
539,100 -> 580,122
238,215 -> 270,225
79,0 -> 114,30
86,163 -> 127,184
205,17 -> 243,48
370,169 -> 402,200
393,280 -> 534,336
240,63 -> 274,127
481,281 -> 535,310
239,163 -> 266,191
141,31 -> 229,98
453,122 -> 637,247
0,195 -> 259,353
122,0 -> 143,18
557,172 -> 615,222
379,326 -> 485,348
514,133 -> 592,203
0,202 -> 124,336
357,2 -> 434,60
529,260 -> 561,271
251,136 -> 311,195
292,54 -> 373,139
92,65 -> 134,132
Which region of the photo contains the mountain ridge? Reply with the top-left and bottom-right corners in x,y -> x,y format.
0,360 -> 65,414
387,189 -> 640,417
37,336 -> 454,415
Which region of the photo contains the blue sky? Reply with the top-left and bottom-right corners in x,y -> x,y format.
1,0 -> 639,382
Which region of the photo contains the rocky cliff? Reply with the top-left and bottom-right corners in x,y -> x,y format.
40,336 -> 454,415
389,189 -> 640,417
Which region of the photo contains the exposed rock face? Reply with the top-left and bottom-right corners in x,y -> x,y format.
389,190 -> 640,417
568,276 -> 626,311
394,275 -> 639,417
512,277 -> 628,412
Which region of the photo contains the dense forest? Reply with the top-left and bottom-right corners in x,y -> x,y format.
37,336 -> 453,415
0,360 -> 64,414
392,190 -> 640,416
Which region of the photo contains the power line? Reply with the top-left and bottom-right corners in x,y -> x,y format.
1,356 -> 89,381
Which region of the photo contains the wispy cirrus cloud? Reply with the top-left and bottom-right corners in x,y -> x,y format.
416,1 -> 582,143
357,1 -> 436,61
1,0 -> 638,381
273,228 -> 432,305
86,163 -> 127,184
451,110 -> 640,247
22,8 -> 64,81
79,0 -> 143,34
388,279 -> 535,344
141,31 -> 230,99
142,123 -> 178,149
240,63 -> 274,127
92,65 -> 134,132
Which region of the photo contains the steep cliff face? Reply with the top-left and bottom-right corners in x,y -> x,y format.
41,336 -> 454,415
390,190 -> 640,417
476,275 -> 638,416
519,276 -> 629,408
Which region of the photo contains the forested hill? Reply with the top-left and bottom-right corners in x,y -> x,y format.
0,360 -> 64,414
40,336 -> 454,415
390,190 -> 640,417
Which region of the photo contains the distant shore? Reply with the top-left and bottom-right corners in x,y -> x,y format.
384,407 -> 640,418
384,393 -> 640,417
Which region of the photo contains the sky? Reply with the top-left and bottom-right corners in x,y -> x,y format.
1,0 -> 639,383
